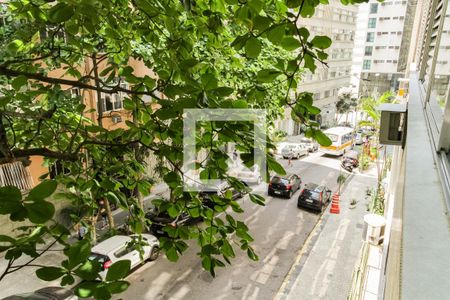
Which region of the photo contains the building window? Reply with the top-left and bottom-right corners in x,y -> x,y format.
99,93 -> 124,112
368,18 -> 377,28
313,93 -> 321,100
365,46 -> 373,56
370,3 -> 378,13
366,32 -> 375,42
363,60 -> 371,70
324,90 -> 330,98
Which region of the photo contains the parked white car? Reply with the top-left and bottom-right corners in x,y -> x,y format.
274,142 -> 289,155
89,234 -> 160,280
281,143 -> 309,159
299,138 -> 319,152
236,165 -> 262,184
355,132 -> 364,145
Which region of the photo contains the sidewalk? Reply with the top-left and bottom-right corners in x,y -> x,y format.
0,183 -> 169,298
276,168 -> 377,300
93,183 -> 169,238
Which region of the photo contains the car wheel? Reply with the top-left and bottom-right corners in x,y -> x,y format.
149,246 -> 160,261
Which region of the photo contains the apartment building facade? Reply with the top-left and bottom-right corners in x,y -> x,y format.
359,0 -> 412,95
350,4 -> 369,97
0,56 -> 161,194
276,0 -> 358,135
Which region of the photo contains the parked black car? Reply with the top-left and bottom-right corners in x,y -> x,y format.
268,174 -> 302,198
297,183 -> 332,213
146,181 -> 248,237
145,208 -> 199,238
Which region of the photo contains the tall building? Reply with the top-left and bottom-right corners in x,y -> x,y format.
359,0 -> 414,95
276,0 -> 358,134
350,4 -> 369,97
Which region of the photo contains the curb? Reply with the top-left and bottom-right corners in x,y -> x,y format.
274,209 -> 329,300
274,173 -> 356,300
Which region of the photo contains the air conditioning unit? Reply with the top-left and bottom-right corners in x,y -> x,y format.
378,103 -> 407,146
111,115 -> 122,123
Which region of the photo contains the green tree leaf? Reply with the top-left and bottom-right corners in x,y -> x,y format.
49,3 -> 74,23
245,37 -> 262,58
36,267 -> 66,281
28,180 -> 57,201
314,130 -> 332,146
11,76 -> 28,91
311,35 -> 332,49
64,239 -> 91,269
0,186 -> 22,214
25,201 -> 55,224
257,69 -> 282,83
75,281 -> 98,298
281,37 -> 301,51
74,260 -> 102,281
267,156 -> 286,175
106,260 -> 131,281
266,24 -> 285,44
249,193 -> 265,206
107,281 -> 130,294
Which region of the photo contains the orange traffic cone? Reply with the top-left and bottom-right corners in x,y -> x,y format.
330,193 -> 340,214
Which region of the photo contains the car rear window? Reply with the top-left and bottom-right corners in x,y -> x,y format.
303,190 -> 320,200
271,177 -> 289,185
88,253 -> 109,264
301,139 -> 311,143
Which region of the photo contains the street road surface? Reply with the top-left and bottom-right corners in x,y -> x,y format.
0,151 -> 372,300
117,152 -> 345,300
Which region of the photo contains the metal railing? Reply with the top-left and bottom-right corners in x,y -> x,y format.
0,161 -> 34,191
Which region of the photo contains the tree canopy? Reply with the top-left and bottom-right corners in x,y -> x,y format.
0,0 -> 369,298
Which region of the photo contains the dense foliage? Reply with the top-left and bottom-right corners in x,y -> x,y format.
0,0 -> 368,298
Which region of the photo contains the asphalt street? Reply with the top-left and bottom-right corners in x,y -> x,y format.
0,151 -> 370,299
116,152 -> 346,300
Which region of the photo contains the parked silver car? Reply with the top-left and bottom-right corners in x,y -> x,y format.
299,138 -> 319,152
89,234 -> 160,280
281,143 -> 309,159
236,165 -> 262,184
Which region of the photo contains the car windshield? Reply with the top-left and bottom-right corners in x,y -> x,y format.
300,138 -> 311,144
304,190 -> 320,200
271,177 -> 289,185
284,145 -> 296,150
326,134 -> 339,142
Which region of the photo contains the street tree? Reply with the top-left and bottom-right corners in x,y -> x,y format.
359,91 -> 396,196
335,86 -> 357,125
0,0 -> 367,298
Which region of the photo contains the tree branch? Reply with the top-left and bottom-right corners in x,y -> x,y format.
0,148 -> 78,162
0,65 -> 161,99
